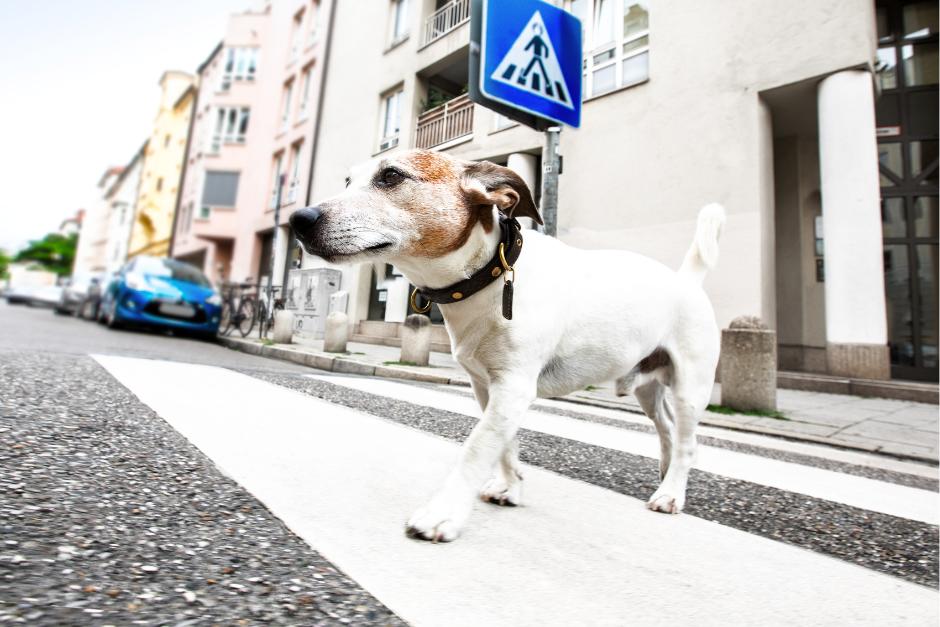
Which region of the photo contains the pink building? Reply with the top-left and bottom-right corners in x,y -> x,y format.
172,0 -> 330,289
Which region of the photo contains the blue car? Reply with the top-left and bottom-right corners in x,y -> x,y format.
99,256 -> 222,338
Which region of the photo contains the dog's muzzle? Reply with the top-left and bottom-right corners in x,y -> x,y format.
288,206 -> 322,253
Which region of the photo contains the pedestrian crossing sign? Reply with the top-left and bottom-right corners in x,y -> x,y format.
479,0 -> 582,128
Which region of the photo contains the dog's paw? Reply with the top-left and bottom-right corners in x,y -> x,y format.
405,496 -> 471,543
480,477 -> 521,506
646,490 -> 684,514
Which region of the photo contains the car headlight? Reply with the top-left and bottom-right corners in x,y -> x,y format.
206,293 -> 222,306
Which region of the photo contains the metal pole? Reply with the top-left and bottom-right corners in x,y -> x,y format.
540,126 -> 561,237
267,173 -> 285,313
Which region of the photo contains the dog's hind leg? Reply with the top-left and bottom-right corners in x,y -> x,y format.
646,371 -> 711,514
634,381 -> 674,480
480,437 -> 523,506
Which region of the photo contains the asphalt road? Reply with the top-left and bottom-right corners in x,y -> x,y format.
1,301 -> 938,626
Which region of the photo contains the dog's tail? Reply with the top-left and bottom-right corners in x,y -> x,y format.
678,203 -> 725,284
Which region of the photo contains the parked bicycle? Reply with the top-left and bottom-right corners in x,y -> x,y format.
219,281 -> 258,338
256,285 -> 285,340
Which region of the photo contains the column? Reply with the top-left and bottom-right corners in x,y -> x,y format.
507,153 -> 538,229
817,70 -> 890,379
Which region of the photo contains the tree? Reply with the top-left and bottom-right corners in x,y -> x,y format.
13,233 -> 78,277
0,248 -> 9,280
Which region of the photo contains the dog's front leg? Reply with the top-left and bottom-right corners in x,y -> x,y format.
406,375 -> 534,542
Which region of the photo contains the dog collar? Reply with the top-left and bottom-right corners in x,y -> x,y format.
410,216 -> 523,320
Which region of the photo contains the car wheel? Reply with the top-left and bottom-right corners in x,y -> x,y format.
105,304 -> 122,329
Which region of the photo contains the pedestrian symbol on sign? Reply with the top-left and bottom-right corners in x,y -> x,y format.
491,10 -> 573,109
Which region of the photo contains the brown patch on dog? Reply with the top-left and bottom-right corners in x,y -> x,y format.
638,348 -> 671,374
403,150 -> 458,183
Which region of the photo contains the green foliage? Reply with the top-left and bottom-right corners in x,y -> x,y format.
13,233 -> 78,277
0,248 -> 9,279
707,404 -> 788,420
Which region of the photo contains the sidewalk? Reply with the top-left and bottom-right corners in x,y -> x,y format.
220,336 -> 939,464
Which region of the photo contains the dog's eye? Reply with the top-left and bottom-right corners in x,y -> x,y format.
376,168 -> 406,188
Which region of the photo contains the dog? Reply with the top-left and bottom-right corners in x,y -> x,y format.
289,149 -> 724,542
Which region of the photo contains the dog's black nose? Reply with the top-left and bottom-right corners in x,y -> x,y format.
289,206 -> 322,235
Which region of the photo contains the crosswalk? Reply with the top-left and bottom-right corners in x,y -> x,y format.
95,355 -> 939,627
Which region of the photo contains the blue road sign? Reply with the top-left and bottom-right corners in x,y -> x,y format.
479,0 -> 582,128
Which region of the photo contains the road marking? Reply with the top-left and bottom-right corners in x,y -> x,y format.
312,374 -> 939,525
95,356 -> 938,627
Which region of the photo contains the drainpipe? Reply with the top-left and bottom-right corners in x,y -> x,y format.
304,0 -> 338,208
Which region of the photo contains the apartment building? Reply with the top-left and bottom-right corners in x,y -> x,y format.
171,0 -> 330,291
127,71 -> 196,259
102,146 -> 146,274
300,0 -> 937,382
73,166 -> 126,276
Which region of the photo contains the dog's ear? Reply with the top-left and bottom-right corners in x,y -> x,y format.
461,161 -> 543,225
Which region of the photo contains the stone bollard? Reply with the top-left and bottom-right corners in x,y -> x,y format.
720,315 -> 777,412
272,310 -> 294,344
324,311 -> 349,353
400,314 -> 431,367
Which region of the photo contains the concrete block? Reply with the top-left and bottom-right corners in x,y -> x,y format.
400,314 -> 431,367
324,312 -> 349,353
374,365 -> 450,384
333,359 -> 376,376
720,316 -> 777,412
272,310 -> 294,344
827,342 -> 890,380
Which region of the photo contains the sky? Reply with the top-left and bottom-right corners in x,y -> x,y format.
0,0 -> 249,253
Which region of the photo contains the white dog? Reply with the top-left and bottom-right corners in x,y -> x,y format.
289,149 -> 724,542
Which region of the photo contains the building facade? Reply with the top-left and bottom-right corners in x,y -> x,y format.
102,146 -> 146,274
73,166 -> 125,276
171,0 -> 330,291
127,71 -> 195,259
297,0 -> 936,382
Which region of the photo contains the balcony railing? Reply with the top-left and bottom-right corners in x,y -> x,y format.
422,0 -> 471,47
415,93 -> 474,149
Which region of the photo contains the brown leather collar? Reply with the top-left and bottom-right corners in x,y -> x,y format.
413,216 -> 522,307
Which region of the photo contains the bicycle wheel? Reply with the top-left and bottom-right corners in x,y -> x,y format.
219,299 -> 233,336
236,297 -> 257,338
257,301 -> 269,340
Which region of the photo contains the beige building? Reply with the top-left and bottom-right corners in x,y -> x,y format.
298,0 -> 937,382
73,166 -> 126,276
128,71 -> 196,259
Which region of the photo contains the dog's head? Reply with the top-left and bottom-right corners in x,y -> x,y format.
289,150 -> 541,264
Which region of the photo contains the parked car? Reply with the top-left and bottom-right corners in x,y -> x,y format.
99,256 -> 222,338
55,272 -> 103,316
79,273 -> 113,320
6,284 -> 64,308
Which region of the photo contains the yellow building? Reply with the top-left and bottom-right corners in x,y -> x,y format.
128,71 -> 196,259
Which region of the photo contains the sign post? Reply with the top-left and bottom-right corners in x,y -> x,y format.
469,0 -> 581,236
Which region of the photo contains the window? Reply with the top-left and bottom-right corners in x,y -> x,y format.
210,107 -> 250,153
287,142 -> 303,203
219,47 -> 259,91
307,0 -> 321,46
290,10 -> 305,62
201,171 -> 240,208
378,88 -> 403,151
389,0 -> 409,44
567,0 -> 649,98
298,64 -> 314,121
270,153 -> 284,208
280,81 -> 294,131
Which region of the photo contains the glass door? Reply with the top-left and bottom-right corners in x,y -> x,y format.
876,0 -> 938,381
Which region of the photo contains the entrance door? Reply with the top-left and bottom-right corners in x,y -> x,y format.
875,0 -> 938,381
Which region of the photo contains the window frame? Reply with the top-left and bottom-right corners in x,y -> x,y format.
566,0 -> 650,100
209,106 -> 250,153
389,0 -> 410,46
298,64 -> 314,121
378,87 -> 403,152
286,142 -> 304,203
270,152 -> 285,209
218,47 -> 259,92
280,80 -> 295,132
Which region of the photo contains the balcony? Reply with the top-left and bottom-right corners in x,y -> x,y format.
415,93 -> 474,149
422,0 -> 471,47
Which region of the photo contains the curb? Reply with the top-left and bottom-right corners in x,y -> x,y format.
219,336 -> 937,466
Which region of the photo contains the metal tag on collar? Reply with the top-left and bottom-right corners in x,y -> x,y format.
498,240 -> 515,320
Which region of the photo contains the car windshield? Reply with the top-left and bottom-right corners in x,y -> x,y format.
133,258 -> 210,287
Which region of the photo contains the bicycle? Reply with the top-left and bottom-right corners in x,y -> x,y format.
256,285 -> 285,340
219,282 -> 258,338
